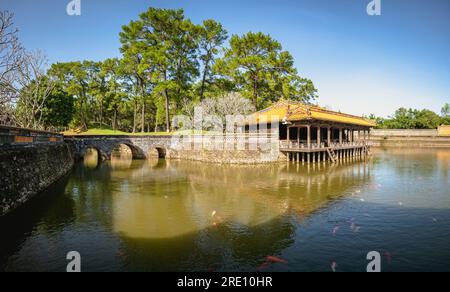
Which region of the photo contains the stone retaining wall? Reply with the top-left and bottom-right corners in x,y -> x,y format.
0,143 -> 74,216
370,129 -> 450,148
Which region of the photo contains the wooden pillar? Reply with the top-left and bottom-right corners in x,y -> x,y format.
317,127 -> 321,147
339,128 -> 343,145
287,126 -> 290,148
307,125 -> 311,149
297,127 -> 300,146
327,126 -> 331,147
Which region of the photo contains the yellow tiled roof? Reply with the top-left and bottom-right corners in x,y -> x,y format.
247,100 -> 376,127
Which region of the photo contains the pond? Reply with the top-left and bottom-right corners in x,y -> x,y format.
1,148 -> 449,272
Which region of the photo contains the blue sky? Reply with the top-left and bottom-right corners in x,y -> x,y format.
1,0 -> 449,117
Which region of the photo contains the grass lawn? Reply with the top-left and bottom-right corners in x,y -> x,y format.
62,128 -> 172,136
62,128 -> 219,136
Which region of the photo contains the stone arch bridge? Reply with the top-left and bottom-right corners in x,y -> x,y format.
64,134 -> 282,164
65,135 -> 175,161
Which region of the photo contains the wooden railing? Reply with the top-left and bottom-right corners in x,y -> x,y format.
280,140 -> 370,150
0,125 -> 63,145
172,133 -> 279,151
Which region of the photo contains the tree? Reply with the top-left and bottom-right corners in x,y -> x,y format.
15,51 -> 55,129
197,19 -> 227,100
88,61 -> 108,127
102,58 -> 126,131
194,92 -> 255,131
370,107 -> 446,129
121,8 -> 200,132
415,109 -> 442,129
119,18 -> 155,133
40,86 -> 74,129
0,11 -> 23,122
215,32 -> 316,109
49,61 -> 94,130
441,103 -> 450,117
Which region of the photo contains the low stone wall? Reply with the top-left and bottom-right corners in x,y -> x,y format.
0,143 -> 74,217
370,129 -> 450,148
371,129 -> 438,137
169,146 -> 282,164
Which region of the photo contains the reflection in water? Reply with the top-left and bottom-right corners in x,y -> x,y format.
111,144 -> 133,170
112,161 -> 371,240
83,148 -> 99,168
1,148 -> 450,272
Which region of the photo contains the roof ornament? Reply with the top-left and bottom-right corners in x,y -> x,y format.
306,105 -> 312,117
282,116 -> 291,125
283,104 -> 293,125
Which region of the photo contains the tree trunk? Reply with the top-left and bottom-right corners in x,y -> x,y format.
80,97 -> 88,130
132,100 -> 137,133
113,108 -> 117,131
253,75 -> 259,110
164,89 -> 170,132
141,100 -> 145,133
163,71 -> 170,133
199,59 -> 210,101
100,99 -> 103,127
140,79 -> 146,133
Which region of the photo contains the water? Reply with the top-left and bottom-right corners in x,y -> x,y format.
1,148 -> 450,272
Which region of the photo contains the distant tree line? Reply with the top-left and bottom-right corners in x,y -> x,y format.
0,8 -> 317,132
367,104 -> 450,129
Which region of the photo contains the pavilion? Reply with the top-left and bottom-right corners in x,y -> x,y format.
245,100 -> 376,163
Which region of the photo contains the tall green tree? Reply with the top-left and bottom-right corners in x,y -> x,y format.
102,58 -> 126,131
197,19 -> 227,100
442,103 -> 450,117
119,19 -> 155,133
215,32 -> 316,109
121,8 -> 200,132
415,109 -> 442,129
49,61 -> 95,130
40,85 -> 74,129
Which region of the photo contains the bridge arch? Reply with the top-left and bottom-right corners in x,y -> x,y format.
83,147 -> 103,168
147,147 -> 167,159
111,143 -> 145,160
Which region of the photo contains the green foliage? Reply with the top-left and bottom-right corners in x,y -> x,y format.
215,32 -> 316,109
369,106 -> 448,129
38,8 -> 316,132
442,103 -> 450,117
198,19 -> 228,100
41,86 -> 74,128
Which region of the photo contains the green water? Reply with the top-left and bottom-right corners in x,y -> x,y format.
1,148 -> 450,272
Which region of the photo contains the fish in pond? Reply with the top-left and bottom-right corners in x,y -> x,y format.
266,256 -> 288,264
